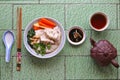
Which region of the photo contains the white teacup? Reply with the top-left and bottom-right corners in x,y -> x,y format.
89,12 -> 109,31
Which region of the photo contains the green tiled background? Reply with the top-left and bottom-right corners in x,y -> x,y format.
0,0 -> 120,80
66,4 -> 117,30
40,0 -> 91,3
0,0 -> 39,3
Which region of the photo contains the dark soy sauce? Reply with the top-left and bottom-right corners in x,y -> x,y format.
69,28 -> 83,42
91,13 -> 107,29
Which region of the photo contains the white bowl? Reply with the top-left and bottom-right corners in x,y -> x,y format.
24,17 -> 66,58
67,26 -> 86,45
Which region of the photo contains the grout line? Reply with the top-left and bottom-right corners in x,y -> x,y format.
12,4 -> 14,30
0,29 -> 13,31
116,4 -> 119,29
39,0 -> 40,4
66,79 -> 87,80
11,56 -> 14,80
53,55 -> 120,57
61,55 -> 90,57
0,54 -> 91,57
65,28 -> 91,30
117,56 -> 119,79
1,54 -> 120,57
2,25 -> 119,31
90,1 -> 120,4
1,28 -> 120,31
13,3 -> 65,5
0,2 -> 40,4
12,29 -> 24,31
37,3 -> 119,5
12,54 -> 29,57
64,56 -> 66,80
0,29 -> 24,31
0,3 -> 119,5
91,0 -> 93,3
65,28 -> 120,31
90,27 -> 92,38
64,4 -> 66,30
0,55 -> 1,80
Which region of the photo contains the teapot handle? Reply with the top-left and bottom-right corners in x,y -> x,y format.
111,59 -> 119,68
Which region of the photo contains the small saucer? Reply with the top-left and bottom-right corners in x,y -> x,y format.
67,26 -> 86,45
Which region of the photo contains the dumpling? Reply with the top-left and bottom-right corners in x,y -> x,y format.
44,26 -> 61,42
35,29 -> 54,44
40,32 -> 54,44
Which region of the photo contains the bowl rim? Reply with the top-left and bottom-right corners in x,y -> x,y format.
67,26 -> 86,45
24,17 -> 66,58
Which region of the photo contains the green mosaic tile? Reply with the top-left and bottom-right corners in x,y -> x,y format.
0,0 -> 39,3
66,4 -> 117,30
40,0 -> 91,3
66,56 -> 118,79
0,4 -> 12,29
92,0 -> 119,3
1,38 -> 6,56
1,57 -> 13,80
118,56 -> 120,79
0,56 -> 1,80
13,5 -> 65,30
63,30 -> 91,55
13,56 -> 64,80
118,5 -> 120,29
0,30 -> 4,56
91,30 -> 120,55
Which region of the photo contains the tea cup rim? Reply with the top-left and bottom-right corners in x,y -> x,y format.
89,12 -> 109,31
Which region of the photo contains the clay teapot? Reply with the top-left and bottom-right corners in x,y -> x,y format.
90,38 -> 119,68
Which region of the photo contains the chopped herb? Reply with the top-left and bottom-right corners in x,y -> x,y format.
27,28 -> 35,47
46,43 -> 51,50
27,28 -> 35,38
32,43 -> 51,55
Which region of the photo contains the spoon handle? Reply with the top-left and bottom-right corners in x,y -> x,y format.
5,48 -> 11,62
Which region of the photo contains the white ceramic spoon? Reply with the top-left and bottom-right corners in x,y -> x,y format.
3,30 -> 14,62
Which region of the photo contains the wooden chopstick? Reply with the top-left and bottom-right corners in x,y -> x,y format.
17,7 -> 22,49
16,7 -> 22,71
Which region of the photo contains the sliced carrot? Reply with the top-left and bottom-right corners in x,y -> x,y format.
39,22 -> 54,29
32,23 -> 42,30
39,18 -> 56,27
33,26 -> 42,30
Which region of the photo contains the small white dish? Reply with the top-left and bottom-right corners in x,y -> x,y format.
67,26 -> 86,45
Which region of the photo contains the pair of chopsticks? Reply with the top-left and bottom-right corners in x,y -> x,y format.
16,7 -> 22,71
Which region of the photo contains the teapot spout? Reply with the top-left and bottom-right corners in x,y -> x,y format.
90,38 -> 96,46
111,59 -> 119,68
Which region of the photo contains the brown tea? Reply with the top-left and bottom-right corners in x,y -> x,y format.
90,13 -> 107,29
